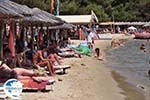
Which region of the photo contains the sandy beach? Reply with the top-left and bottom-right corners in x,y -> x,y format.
0,0 -> 149,100
22,35 -> 145,100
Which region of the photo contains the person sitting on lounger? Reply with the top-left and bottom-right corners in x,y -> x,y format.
33,46 -> 55,76
33,45 -> 70,75
44,46 -> 71,72
15,48 -> 34,68
47,53 -> 62,66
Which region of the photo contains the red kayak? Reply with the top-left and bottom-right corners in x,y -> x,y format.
134,32 -> 150,39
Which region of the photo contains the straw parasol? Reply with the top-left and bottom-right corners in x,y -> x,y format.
32,8 -> 65,26
0,0 -> 32,17
48,23 -> 75,30
21,7 -> 66,26
0,0 -> 23,19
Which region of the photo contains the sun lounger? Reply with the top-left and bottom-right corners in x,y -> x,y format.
20,76 -> 55,91
0,87 -> 7,99
0,77 -> 55,91
54,65 -> 71,74
59,48 -> 73,52
58,52 -> 75,57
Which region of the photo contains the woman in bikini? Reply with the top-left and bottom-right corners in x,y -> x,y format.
0,61 -> 37,79
33,48 -> 55,76
0,61 -> 55,83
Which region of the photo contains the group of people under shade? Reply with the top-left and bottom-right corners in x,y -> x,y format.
1,40 -> 72,83
0,31 -> 106,89
1,26 -> 86,83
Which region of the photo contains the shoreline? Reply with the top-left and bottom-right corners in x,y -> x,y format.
71,38 -> 146,100
111,71 -> 145,100
94,39 -> 146,100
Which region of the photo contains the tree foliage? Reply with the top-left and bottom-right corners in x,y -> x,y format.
11,0 -> 150,21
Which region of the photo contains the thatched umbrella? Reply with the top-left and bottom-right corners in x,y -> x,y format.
48,23 -> 75,30
0,1 -> 23,19
32,8 -> 65,26
0,0 -> 25,59
0,0 -> 32,17
22,7 -> 67,29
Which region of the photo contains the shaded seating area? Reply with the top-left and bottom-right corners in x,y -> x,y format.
0,0 -> 74,93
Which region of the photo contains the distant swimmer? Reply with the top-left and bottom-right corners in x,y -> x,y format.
148,70 -> 150,77
140,44 -> 145,50
140,44 -> 147,53
119,39 -> 126,46
111,39 -> 120,48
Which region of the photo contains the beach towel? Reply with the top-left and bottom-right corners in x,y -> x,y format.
20,76 -> 55,90
0,76 -> 55,91
20,78 -> 48,90
76,46 -> 92,56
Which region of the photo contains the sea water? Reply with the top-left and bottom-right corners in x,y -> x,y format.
105,40 -> 150,96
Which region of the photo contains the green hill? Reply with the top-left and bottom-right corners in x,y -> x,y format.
11,0 -> 150,21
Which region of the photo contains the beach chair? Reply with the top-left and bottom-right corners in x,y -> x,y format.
0,87 -> 7,99
0,77 -> 55,92
54,65 -> 71,74
20,76 -> 55,91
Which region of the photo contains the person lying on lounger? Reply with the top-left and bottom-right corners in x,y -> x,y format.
58,42 -> 81,58
0,61 -> 54,81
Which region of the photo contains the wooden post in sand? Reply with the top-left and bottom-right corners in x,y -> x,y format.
0,20 -> 4,60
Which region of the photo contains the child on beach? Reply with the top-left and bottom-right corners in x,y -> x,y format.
94,48 -> 103,60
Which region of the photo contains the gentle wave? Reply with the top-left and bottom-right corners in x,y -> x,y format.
105,40 -> 150,89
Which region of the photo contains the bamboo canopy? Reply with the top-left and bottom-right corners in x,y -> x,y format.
0,0 -> 23,19
22,13 -> 48,26
0,0 -> 68,27
0,0 -> 32,17
48,23 -> 75,30
21,7 -> 66,26
32,8 -> 65,26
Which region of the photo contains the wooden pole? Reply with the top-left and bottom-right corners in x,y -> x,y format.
0,20 -> 4,60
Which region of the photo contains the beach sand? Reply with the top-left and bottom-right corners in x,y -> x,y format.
22,35 -> 145,100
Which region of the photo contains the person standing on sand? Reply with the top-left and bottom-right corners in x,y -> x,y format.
87,29 -> 95,50
79,26 -> 85,40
